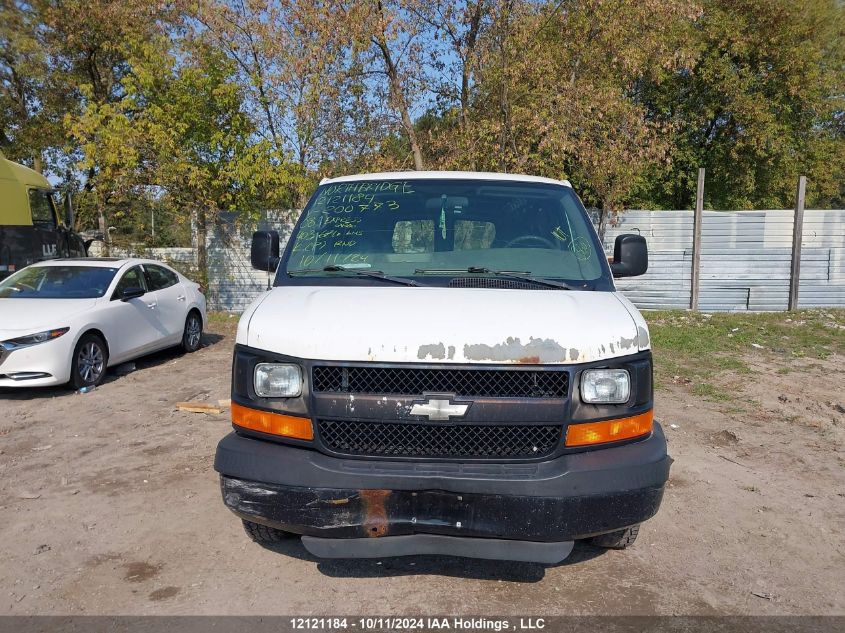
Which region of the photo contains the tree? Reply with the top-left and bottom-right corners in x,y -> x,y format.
194,0 -> 374,184
439,0 -> 697,234
68,35 -> 305,276
636,0 -> 845,210
0,0 -> 72,172
342,0 -> 435,171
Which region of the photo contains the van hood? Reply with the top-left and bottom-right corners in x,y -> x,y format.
240,286 -> 650,364
0,298 -> 97,335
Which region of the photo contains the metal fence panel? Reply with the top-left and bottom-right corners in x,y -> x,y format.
198,208 -> 844,312
605,209 -> 845,311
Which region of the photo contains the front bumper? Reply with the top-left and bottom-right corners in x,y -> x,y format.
0,336 -> 74,387
215,423 -> 670,547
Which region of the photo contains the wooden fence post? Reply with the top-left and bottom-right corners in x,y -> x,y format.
788,176 -> 806,311
690,168 -> 704,310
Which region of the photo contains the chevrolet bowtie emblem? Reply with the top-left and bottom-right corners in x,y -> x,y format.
409,398 -> 470,421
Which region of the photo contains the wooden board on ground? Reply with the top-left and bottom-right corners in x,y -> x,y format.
176,401 -> 223,414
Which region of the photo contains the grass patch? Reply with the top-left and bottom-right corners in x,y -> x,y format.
645,309 -> 845,400
692,382 -> 731,401
207,311 -> 240,324
646,309 -> 845,359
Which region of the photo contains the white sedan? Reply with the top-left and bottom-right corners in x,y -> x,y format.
0,257 -> 207,389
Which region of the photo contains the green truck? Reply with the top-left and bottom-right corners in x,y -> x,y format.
0,151 -> 87,279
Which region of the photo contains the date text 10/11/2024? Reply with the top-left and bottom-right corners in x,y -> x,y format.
289,617 -> 548,631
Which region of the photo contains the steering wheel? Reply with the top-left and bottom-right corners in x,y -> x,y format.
504,234 -> 557,249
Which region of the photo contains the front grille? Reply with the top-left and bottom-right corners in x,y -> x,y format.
312,366 -> 568,398
448,277 -> 553,290
317,420 -> 561,458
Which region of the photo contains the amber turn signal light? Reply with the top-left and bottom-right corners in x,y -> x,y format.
231,402 -> 314,440
565,410 -> 653,447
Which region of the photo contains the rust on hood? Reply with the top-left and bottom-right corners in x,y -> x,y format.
517,355 -> 540,364
360,489 -> 390,538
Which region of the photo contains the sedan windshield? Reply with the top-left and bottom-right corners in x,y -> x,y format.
0,266 -> 118,299
282,179 -> 607,286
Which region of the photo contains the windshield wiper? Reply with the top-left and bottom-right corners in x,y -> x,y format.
288,265 -> 419,287
414,267 -> 583,290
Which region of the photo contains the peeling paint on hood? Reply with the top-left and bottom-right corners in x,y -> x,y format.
240,286 -> 648,364
463,337 -> 567,363
613,292 -> 652,352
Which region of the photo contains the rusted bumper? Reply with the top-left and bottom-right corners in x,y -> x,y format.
221,476 -> 664,542
215,423 -> 670,547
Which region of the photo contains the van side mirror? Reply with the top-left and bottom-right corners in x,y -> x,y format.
610,234 -> 648,278
251,230 -> 280,272
63,192 -> 74,228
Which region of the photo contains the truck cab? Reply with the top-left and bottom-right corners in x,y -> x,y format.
0,152 -> 87,280
214,171 -> 670,564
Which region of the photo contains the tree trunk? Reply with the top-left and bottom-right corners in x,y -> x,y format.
97,194 -> 109,256
397,93 -> 424,170
460,0 -> 485,134
598,198 -> 614,243
373,12 -> 424,171
195,206 -> 209,288
498,0 -> 513,171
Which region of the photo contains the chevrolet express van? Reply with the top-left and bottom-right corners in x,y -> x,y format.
214,171 -> 670,564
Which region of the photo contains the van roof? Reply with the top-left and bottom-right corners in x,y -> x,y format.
0,151 -> 52,226
319,170 -> 573,188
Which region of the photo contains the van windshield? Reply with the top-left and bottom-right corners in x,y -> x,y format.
0,266 -> 117,298
282,178 -> 608,287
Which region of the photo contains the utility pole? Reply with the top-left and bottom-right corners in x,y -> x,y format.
788,176 -> 806,311
690,168 -> 704,310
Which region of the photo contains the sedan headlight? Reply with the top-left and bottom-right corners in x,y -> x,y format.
0,327 -> 69,350
254,363 -> 302,397
581,369 -> 630,404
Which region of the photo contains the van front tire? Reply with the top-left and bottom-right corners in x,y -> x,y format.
588,524 -> 640,549
242,519 -> 295,544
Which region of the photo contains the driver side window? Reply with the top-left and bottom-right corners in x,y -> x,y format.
111,266 -> 146,301
29,189 -> 57,227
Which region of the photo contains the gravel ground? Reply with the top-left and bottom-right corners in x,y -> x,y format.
1,317 -> 843,615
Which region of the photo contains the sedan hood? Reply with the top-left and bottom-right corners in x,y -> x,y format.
240,286 -> 649,364
0,298 -> 98,335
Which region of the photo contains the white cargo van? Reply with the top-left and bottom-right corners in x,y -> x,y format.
214,171 -> 670,564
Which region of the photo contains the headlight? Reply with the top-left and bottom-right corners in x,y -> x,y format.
0,327 -> 69,350
581,369 -> 630,404
254,363 -> 302,397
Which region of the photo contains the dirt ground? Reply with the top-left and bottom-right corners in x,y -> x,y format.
1,316 -> 843,616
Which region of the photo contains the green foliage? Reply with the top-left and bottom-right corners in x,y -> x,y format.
2,0 -> 843,245
67,34 -> 305,246
633,0 -> 845,210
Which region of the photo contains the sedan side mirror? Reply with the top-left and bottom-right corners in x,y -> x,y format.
610,234 -> 648,278
121,286 -> 145,301
251,230 -> 280,272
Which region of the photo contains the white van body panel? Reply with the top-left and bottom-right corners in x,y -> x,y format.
238,286 -> 650,364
